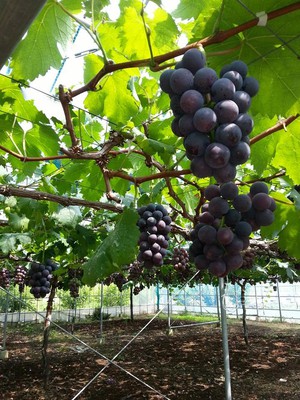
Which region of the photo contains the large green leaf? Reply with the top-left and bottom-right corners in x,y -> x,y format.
82,208 -> 139,285
10,1 -> 75,81
84,70 -> 139,125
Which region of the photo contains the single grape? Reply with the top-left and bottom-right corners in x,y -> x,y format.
242,76 -> 259,97
211,78 -> 236,102
233,194 -> 252,212
252,193 -> 272,211
213,163 -> 236,183
250,181 -> 269,196
180,89 -> 204,114
159,69 -> 174,94
220,181 -> 239,200
217,227 -> 234,245
254,209 -> 275,226
170,68 -> 194,95
198,225 -> 217,244
178,114 -> 195,136
190,156 -> 213,178
193,107 -> 217,132
208,260 -> 226,277
193,67 -> 218,93
224,209 -> 242,226
184,132 -> 210,158
204,184 -> 221,200
170,95 -> 184,117
181,48 -> 206,73
234,113 -> 254,136
235,221 -> 252,237
214,123 -> 242,148
230,142 -> 250,165
208,196 -> 230,218
222,70 -> 243,90
233,90 -> 251,113
205,143 -> 231,169
214,100 -> 239,124
229,60 -> 248,79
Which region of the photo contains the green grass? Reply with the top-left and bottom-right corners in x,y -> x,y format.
157,312 -> 219,323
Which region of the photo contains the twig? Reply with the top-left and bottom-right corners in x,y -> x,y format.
58,85 -> 80,150
250,114 -> 299,145
68,2 -> 300,96
0,185 -> 123,212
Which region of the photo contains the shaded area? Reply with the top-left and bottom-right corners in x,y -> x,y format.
1,319 -> 299,399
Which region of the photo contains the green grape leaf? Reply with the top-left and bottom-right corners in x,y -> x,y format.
52,207 -> 82,228
84,70 -> 139,125
272,119 -> 300,184
172,0 -> 208,19
82,208 -> 139,285
0,233 -> 31,254
8,213 -> 30,232
11,1 -> 75,80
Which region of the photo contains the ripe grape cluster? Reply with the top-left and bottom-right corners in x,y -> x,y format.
27,259 -> 58,299
160,49 -> 259,183
14,265 -> 27,293
137,204 -> 172,268
68,268 -> 83,298
189,181 -> 276,277
0,267 -> 10,289
172,247 -> 189,272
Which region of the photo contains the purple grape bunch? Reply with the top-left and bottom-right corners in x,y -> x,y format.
14,265 -> 27,293
0,267 -> 11,289
160,49 -> 259,183
137,204 -> 172,268
189,181 -> 276,277
27,259 -> 58,299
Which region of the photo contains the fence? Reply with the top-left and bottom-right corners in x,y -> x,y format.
1,281 -> 300,325
158,281 -> 300,323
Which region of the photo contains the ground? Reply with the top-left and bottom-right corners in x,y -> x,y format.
1,317 -> 299,399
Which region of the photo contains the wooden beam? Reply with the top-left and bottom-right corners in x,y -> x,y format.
0,0 -> 47,68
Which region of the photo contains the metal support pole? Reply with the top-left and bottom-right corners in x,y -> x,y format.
276,280 -> 283,322
0,291 -> 10,359
167,287 -> 171,332
99,282 -> 104,343
156,283 -> 160,313
199,283 -> 203,314
219,278 -> 232,400
216,286 -> 220,320
254,284 -> 259,319
234,284 -> 239,319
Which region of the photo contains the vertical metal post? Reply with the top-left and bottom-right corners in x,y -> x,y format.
234,284 -> 239,319
156,283 -> 160,313
99,282 -> 104,342
254,284 -> 259,319
276,280 -> 283,322
183,288 -> 187,312
2,291 -> 10,350
199,283 -> 203,314
219,278 -> 232,400
167,287 -> 171,331
216,285 -> 220,320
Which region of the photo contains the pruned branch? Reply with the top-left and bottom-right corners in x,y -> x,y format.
0,185 -> 123,213
68,2 -> 300,96
250,114 -> 299,145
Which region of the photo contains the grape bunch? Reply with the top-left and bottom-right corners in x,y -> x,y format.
189,181 -> 275,277
127,261 -> 143,282
27,259 -> 58,299
0,267 -> 11,289
14,265 -> 27,293
172,247 -> 189,272
68,268 -> 83,298
133,283 -> 145,295
137,204 -> 172,268
160,49 -> 259,183
111,272 -> 127,291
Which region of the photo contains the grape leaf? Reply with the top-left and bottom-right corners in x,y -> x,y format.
11,1 -> 75,81
82,208 -> 139,285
